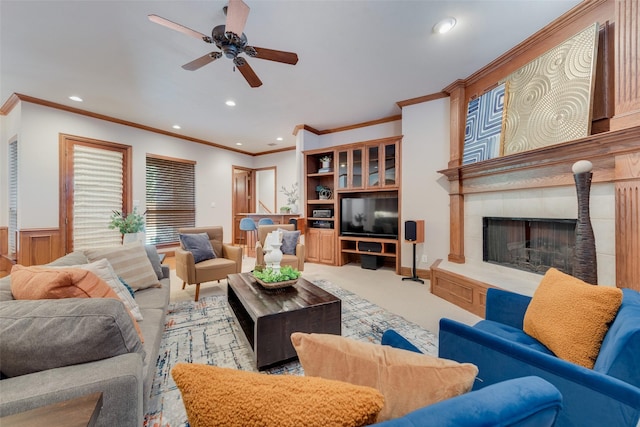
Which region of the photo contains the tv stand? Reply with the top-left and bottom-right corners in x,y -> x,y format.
338,236 -> 399,272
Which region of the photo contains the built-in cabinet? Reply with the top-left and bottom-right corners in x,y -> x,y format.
304,150 -> 337,265
337,140 -> 398,191
304,137 -> 401,271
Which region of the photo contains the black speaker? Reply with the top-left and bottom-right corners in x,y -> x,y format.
358,241 -> 382,253
404,220 -> 425,243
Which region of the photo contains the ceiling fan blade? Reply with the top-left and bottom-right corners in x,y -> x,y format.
251,47 -> 299,65
225,0 -> 250,36
148,14 -> 212,43
236,59 -> 262,88
182,52 -> 222,71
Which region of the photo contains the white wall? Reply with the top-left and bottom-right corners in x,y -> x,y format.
400,98 -> 451,270
2,102 -> 296,239
253,150 -> 298,212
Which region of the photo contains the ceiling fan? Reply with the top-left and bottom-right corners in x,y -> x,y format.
148,0 -> 298,88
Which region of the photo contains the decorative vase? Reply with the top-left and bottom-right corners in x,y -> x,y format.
321,161 -> 330,169
572,162 -> 597,284
289,204 -> 299,214
122,232 -> 144,245
263,230 -> 283,273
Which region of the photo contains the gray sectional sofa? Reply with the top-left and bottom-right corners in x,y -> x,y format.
0,247 -> 170,426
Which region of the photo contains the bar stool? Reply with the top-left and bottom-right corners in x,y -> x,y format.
239,217 -> 257,258
258,218 -> 274,226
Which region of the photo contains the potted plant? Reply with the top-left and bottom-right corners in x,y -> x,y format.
319,155 -> 332,169
109,207 -> 145,244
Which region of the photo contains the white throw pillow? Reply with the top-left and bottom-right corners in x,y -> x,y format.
85,243 -> 159,291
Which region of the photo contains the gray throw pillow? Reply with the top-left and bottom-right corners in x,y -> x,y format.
180,233 -> 216,263
144,244 -> 164,280
278,229 -> 301,255
0,298 -> 145,377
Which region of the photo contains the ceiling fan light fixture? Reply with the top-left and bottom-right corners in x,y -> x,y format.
433,17 -> 457,34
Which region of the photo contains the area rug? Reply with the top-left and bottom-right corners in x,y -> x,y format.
144,279 -> 438,427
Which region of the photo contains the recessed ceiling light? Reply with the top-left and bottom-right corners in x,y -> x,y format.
226,100 -> 236,107
433,17 -> 457,34
69,95 -> 83,102
172,125 -> 181,130
236,142 -> 243,146
276,137 -> 283,141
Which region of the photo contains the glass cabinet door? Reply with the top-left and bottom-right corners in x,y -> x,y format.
368,145 -> 379,187
383,143 -> 396,186
338,150 -> 348,189
352,148 -> 363,188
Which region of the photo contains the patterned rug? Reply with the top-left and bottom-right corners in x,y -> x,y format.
144,279 -> 438,427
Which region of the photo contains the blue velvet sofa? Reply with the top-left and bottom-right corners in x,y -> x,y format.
377,376 -> 562,427
438,288 -> 640,427
378,330 -> 562,426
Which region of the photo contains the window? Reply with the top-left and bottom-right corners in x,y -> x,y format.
8,140 -> 17,256
72,144 -> 124,249
145,155 -> 195,246
60,134 -> 131,253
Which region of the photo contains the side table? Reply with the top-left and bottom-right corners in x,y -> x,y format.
0,392 -> 103,427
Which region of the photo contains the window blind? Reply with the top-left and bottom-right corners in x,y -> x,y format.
145,156 -> 195,245
73,144 -> 124,250
8,140 -> 18,255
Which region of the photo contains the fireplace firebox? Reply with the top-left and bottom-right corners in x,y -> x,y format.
483,217 -> 577,275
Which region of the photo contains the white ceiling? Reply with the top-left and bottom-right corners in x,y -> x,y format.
1,0 -> 581,155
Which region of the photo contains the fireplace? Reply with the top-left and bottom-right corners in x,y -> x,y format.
483,217 -> 577,275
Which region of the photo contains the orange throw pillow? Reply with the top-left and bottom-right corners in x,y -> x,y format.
171,363 -> 384,427
11,265 -> 119,299
10,265 -> 144,342
523,268 -> 622,369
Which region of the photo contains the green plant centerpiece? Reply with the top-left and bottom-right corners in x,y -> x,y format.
108,207 -> 145,234
253,265 -> 301,289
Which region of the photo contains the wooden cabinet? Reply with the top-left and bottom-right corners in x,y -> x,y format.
339,236 -> 398,271
307,228 -> 336,264
304,137 -> 401,269
337,138 -> 399,191
304,150 -> 337,265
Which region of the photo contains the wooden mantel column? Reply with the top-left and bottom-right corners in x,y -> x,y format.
443,80 -> 467,263
611,0 -> 640,130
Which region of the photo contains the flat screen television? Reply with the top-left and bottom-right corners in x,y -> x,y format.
340,196 -> 398,239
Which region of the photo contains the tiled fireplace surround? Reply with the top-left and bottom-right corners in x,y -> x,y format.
453,183 -> 615,295
432,127 -> 640,316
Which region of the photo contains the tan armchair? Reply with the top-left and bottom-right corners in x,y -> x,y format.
176,226 -> 242,301
256,224 -> 305,271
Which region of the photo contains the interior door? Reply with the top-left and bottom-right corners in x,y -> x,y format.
232,168 -> 252,245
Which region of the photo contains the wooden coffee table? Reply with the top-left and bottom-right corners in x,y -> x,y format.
227,272 -> 341,370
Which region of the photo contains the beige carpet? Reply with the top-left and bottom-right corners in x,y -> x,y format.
168,257 -> 480,336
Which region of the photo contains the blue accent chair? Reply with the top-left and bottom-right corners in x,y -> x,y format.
438,288 -> 640,427
376,376 -> 562,427
257,218 -> 274,226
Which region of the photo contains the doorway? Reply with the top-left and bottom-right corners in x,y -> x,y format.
232,166 -> 277,253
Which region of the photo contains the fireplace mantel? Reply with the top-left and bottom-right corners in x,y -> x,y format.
438,126 -> 640,195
